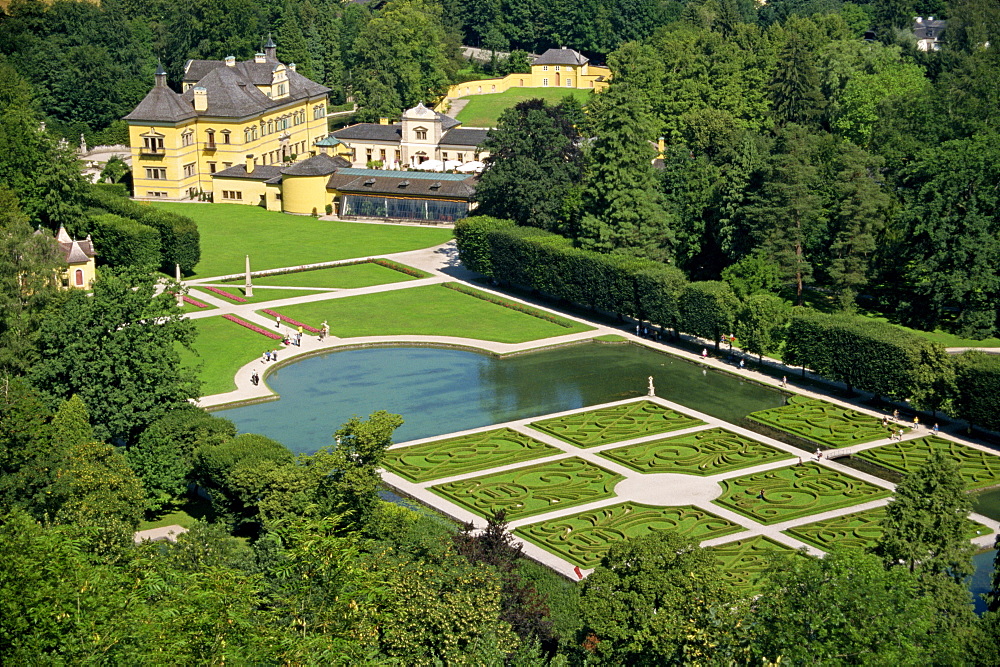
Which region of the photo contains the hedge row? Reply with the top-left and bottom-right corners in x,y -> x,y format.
83,186 -> 201,274
88,213 -> 161,270
454,216 -> 1000,430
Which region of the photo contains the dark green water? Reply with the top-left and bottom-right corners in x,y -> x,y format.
974,487 -> 1000,522
219,342 -> 785,454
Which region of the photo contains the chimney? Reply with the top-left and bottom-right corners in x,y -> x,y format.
264,34 -> 277,62
224,55 -> 236,67
914,16 -> 923,24
155,61 -> 167,88
246,154 -> 255,174
288,63 -> 297,72
193,86 -> 208,112
254,52 -> 266,64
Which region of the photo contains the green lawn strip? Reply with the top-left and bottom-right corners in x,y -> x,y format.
189,286 -> 321,305
179,316 -> 279,396
784,506 -> 991,553
259,283 -> 592,343
382,428 -> 564,483
221,262 -> 422,289
529,400 -> 705,448
138,495 -> 214,531
747,394 -> 897,449
598,427 -> 794,476
430,457 -> 623,521
454,88 -> 592,127
855,436 -> 1000,491
152,202 -> 452,278
593,334 -> 627,342
513,502 -> 742,569
710,536 -> 805,591
712,462 -> 892,525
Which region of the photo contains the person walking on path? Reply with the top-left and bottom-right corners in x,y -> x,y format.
275,315 -> 282,330
319,320 -> 329,340
701,348 -> 708,359
272,349 -> 278,362
781,376 -> 787,387
251,369 -> 260,386
262,351 -> 269,364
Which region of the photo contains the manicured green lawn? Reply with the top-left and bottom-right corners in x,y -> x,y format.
529,400 -> 705,448
383,428 -> 562,483
180,316 -> 280,396
431,457 -> 623,520
221,262 -> 424,289
454,88 -> 592,127
856,436 -> 1000,490
260,283 -> 593,343
138,495 -> 213,531
598,427 -> 793,476
189,286 -> 323,305
515,503 -> 742,569
713,462 -> 892,525
747,395 -> 898,449
785,506 -> 991,553
710,536 -> 804,591
152,202 -> 453,278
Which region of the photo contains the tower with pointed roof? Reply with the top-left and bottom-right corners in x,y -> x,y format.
124,36 -> 330,203
54,225 -> 97,289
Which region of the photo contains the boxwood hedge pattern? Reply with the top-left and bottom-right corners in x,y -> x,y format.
528,400 -> 705,448
381,428 -> 563,483
713,462 -> 891,524
856,436 -> 1000,491
785,506 -> 991,552
513,502 -> 743,568
747,395 -> 896,449
710,536 -> 804,591
598,426 -> 793,476
430,457 -> 624,520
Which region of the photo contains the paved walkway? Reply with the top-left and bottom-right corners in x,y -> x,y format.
176,239 -> 1000,578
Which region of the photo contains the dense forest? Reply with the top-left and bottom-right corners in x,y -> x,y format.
3,0 -> 1000,662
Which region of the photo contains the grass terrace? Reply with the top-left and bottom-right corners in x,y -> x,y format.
855,436 -> 1000,490
747,395 -> 895,449
221,261 -> 426,289
453,87 -> 592,127
713,462 -> 892,525
529,400 -> 705,448
153,202 -> 452,278
710,536 -> 803,591
598,427 -> 793,476
430,457 -> 623,521
514,503 -> 742,569
382,428 -> 563,482
180,316 -> 282,396
259,283 -> 592,343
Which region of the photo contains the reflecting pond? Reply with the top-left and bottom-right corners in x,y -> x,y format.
219,342 -> 786,454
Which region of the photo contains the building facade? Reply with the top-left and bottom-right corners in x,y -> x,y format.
124,38 -> 330,201
442,48 -> 611,105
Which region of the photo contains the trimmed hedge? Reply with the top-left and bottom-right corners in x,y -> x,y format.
954,352 -> 1000,430
83,187 -> 200,274
89,213 -> 161,269
679,281 -> 738,350
784,310 -> 948,401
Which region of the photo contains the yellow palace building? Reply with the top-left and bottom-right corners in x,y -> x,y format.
125,37 -> 330,202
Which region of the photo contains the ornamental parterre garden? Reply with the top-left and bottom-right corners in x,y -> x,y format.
379,394 -> 1000,582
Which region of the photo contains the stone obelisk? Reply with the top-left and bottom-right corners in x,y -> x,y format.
175,263 -> 183,308
245,254 -> 253,298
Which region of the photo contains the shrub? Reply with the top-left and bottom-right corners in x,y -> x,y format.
678,282 -> 738,350
953,352 -> 1000,430
89,213 -> 161,269
454,216 -> 516,277
325,203 -> 333,215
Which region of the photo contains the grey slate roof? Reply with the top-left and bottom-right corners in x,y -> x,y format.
441,128 -> 488,147
914,18 -> 946,40
127,57 -> 329,123
437,112 -> 461,130
532,48 -> 588,66
328,171 -> 476,199
332,123 -> 403,142
281,153 -> 350,176
212,164 -> 284,181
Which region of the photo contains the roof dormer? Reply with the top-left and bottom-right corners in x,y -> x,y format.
271,64 -> 289,99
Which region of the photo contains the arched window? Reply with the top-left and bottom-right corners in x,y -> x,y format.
74,269 -> 84,287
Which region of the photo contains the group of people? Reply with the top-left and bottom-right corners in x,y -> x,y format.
261,349 -> 279,363
881,410 -> 940,440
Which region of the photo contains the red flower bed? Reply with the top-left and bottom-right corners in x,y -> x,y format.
182,295 -> 210,308
204,285 -> 248,303
261,309 -> 321,334
222,314 -> 283,340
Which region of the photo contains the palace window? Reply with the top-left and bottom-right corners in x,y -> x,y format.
366,148 -> 373,161
182,163 -> 196,178
267,120 -> 274,134
457,153 -> 464,162
542,78 -> 549,86
146,191 -> 168,198
380,149 -> 386,160
414,127 -> 428,140
205,129 -> 216,148
394,150 -> 401,161
221,190 -> 243,200
75,269 -> 84,286
142,136 -> 164,152
208,162 -> 217,173
144,167 -> 167,180
442,152 -> 448,160
221,130 -> 230,144
223,162 -> 232,169
555,66 -> 560,71
313,105 -> 325,120
566,78 -> 573,87
181,130 -> 193,147
543,65 -> 549,71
